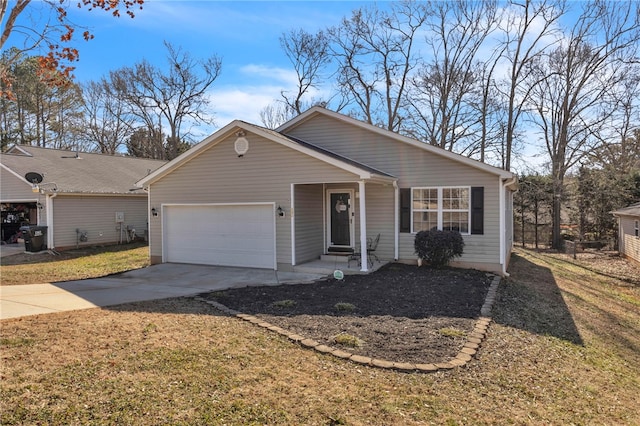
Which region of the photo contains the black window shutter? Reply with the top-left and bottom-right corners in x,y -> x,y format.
399,188 -> 411,233
471,186 -> 484,235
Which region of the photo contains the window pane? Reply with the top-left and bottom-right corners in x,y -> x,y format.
459,188 -> 469,209
413,211 -> 437,232
443,187 -> 469,210
413,188 -> 437,210
443,212 -> 468,233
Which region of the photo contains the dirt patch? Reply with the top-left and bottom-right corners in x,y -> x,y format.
202,263 -> 492,364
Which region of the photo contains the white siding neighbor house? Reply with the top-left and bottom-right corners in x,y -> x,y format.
137,107 -> 517,275
1,146 -> 165,250
612,202 -> 640,266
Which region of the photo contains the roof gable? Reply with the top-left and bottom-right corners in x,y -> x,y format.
137,121 -> 397,188
278,106 -> 514,180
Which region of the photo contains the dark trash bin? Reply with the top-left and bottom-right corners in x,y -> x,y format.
20,226 -> 48,252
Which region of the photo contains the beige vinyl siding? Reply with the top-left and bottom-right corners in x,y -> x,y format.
1,167 -> 45,225
149,132 -> 361,264
52,195 -> 148,249
619,215 -> 640,264
1,167 -> 34,200
286,114 -> 502,265
293,184 -> 324,263
359,184 -> 396,260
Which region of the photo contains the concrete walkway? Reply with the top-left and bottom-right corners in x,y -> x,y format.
0,244 -> 27,258
0,264 -> 327,320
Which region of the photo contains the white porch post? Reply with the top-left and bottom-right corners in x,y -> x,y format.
359,180 -> 368,272
393,181 -> 399,260
290,184 -> 296,266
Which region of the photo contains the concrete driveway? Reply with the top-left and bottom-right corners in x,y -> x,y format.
0,264 -> 326,320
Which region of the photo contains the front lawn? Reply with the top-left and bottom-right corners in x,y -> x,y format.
1,248 -> 639,425
0,243 -> 149,285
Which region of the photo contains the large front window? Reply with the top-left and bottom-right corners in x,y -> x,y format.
412,187 -> 470,234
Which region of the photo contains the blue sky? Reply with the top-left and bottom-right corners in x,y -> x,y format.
7,1 -> 373,129
5,0 -> 598,170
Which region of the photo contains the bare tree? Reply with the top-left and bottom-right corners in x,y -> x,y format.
406,0 -> 499,156
590,70 -> 640,174
527,0 -> 640,249
279,28 -> 330,115
328,1 -> 427,131
259,102 -> 295,129
475,56 -> 508,166
81,79 -> 134,154
498,0 -> 566,171
107,42 -> 221,159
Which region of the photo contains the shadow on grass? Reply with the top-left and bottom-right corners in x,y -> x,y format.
494,252 -> 583,345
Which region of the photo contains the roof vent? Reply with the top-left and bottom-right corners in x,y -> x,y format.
234,130 -> 249,157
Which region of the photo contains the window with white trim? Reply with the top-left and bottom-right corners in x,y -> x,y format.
412,187 -> 470,234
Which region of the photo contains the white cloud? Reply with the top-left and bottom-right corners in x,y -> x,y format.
209,85 -> 282,126
239,64 -> 297,85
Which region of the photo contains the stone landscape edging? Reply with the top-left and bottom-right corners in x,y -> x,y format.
193,274 -> 501,373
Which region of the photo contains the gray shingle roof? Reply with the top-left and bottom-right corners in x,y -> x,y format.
612,202 -> 640,217
1,146 -> 166,194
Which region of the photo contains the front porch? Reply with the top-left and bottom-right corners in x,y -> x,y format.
291,180 -> 398,274
292,253 -> 389,276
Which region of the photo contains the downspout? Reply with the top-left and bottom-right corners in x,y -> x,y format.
500,176 -> 517,277
393,181 -> 399,260
45,192 -> 57,249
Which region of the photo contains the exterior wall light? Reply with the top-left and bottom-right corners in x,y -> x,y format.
151,207 -> 158,217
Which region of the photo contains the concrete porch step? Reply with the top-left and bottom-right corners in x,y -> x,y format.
320,254 -> 353,263
293,259 -> 389,276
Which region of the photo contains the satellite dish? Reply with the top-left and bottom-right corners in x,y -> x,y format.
25,172 -> 43,184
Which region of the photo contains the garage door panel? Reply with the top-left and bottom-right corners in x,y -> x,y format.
164,204 -> 275,269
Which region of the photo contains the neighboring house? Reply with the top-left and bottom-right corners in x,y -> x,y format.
612,202 -> 640,266
137,107 -> 517,275
1,145 -> 166,250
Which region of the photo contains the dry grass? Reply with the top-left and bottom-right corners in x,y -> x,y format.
1,247 -> 639,425
0,243 -> 149,285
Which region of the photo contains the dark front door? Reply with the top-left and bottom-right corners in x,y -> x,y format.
329,192 -> 351,247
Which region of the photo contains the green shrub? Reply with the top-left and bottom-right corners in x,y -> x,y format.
271,299 -> 297,308
333,333 -> 362,348
414,229 -> 464,267
334,302 -> 356,312
438,327 -> 466,338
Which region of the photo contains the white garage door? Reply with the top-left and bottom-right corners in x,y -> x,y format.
164,204 -> 276,269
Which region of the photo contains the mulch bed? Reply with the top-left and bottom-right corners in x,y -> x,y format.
202,263 -> 492,364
